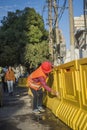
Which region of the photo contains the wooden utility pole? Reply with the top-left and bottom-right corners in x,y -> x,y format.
84,0 -> 87,29
47,0 -> 59,64
48,0 -> 54,62
68,0 -> 75,60
84,0 -> 87,49
53,0 -> 60,65
53,0 -> 59,45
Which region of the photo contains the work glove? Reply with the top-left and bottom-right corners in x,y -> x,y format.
51,89 -> 60,98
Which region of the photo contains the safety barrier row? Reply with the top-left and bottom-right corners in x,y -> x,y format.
18,77 -> 34,97
18,77 -> 27,87
43,58 -> 87,130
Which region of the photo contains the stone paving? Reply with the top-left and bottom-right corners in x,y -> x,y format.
0,87 -> 72,130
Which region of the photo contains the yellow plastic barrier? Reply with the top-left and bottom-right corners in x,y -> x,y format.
18,77 -> 27,87
28,88 -> 33,97
54,61 -> 80,129
44,59 -> 87,130
43,66 -> 62,115
73,58 -> 87,130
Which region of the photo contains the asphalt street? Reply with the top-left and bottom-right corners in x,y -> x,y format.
0,86 -> 72,130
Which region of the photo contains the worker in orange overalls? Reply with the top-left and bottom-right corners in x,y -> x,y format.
27,61 -> 59,114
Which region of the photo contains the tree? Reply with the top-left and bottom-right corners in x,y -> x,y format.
24,41 -> 50,69
0,7 -> 49,69
27,25 -> 43,43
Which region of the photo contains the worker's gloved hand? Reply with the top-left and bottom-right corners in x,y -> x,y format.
56,92 -> 61,99
51,90 -> 60,98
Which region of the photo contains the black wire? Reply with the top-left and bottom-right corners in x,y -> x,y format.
41,0 -> 48,21
42,4 -> 46,18
58,0 -> 67,22
41,0 -> 68,27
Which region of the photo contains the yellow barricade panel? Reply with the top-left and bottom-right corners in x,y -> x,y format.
77,58 -> 87,111
44,67 -> 61,114
60,61 -> 80,107
18,78 -> 27,87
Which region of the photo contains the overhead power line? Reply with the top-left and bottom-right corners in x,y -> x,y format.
58,0 -> 68,22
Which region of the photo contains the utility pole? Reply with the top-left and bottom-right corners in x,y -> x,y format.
48,0 -> 54,62
68,0 -> 75,60
84,0 -> 87,49
53,0 -> 60,65
47,0 -> 59,64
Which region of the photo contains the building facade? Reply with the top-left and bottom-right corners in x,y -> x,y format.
74,15 -> 87,50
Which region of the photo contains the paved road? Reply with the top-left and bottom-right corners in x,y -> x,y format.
0,87 -> 72,130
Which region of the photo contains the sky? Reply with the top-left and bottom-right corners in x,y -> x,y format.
0,0 -> 84,49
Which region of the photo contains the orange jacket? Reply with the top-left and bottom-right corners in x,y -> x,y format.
27,66 -> 47,90
5,70 -> 15,82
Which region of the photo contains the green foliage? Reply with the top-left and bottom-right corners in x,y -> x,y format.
27,25 -> 43,43
0,45 -> 18,66
0,7 -> 49,69
24,41 -> 50,68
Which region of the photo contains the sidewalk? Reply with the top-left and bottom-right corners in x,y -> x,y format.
0,87 -> 72,130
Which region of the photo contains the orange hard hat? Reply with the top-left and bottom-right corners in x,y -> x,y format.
41,61 -> 52,74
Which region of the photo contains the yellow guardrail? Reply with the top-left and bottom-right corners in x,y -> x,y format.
44,58 -> 87,130
43,66 -> 62,114
18,77 -> 27,87
18,77 -> 33,96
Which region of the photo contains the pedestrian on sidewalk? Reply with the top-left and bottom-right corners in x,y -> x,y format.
27,61 -> 59,114
5,66 -> 15,95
